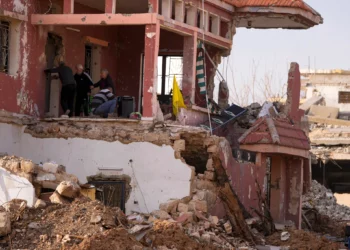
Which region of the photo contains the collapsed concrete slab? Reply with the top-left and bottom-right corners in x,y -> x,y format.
309,105 -> 339,119
0,167 -> 35,207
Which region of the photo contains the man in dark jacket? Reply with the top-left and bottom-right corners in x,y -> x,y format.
92,69 -> 115,94
45,62 -> 76,117
74,64 -> 93,117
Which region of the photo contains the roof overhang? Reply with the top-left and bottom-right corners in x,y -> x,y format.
240,144 -> 310,159
233,6 -> 323,29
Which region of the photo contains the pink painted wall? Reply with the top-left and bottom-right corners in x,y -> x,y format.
0,0 -> 119,116
217,139 -> 266,216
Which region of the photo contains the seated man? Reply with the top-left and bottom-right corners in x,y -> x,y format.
91,87 -> 117,118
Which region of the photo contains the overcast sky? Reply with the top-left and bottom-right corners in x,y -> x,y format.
216,0 -> 350,105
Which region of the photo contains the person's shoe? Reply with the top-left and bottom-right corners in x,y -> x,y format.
60,115 -> 69,118
65,109 -> 71,116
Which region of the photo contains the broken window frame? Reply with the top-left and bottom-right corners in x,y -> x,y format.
0,20 -> 10,74
338,91 -> 350,104
157,55 -> 183,96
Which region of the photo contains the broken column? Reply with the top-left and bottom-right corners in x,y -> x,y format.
284,62 -> 304,123
143,22 -> 160,118
182,32 -> 198,105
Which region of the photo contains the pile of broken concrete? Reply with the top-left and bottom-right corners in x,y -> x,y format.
303,180 -> 350,220
128,198 -> 252,250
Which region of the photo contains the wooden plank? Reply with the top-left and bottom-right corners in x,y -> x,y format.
84,36 -> 109,47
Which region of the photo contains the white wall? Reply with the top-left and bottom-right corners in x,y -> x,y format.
306,85 -> 350,113
306,74 -> 350,113
0,123 -> 192,214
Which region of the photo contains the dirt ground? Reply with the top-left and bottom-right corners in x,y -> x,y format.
141,220 -> 217,250
0,199 -> 220,250
266,230 -> 342,250
70,228 -> 143,250
0,198 -> 127,250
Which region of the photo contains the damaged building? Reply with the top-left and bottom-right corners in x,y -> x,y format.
0,0 -> 325,248
299,69 -> 350,194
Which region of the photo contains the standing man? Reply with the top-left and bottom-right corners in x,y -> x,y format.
91,87 -> 117,118
45,62 -> 76,117
74,64 -> 93,117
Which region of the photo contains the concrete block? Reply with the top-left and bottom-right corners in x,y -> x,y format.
173,139 -> 185,151
204,171 -> 216,181
56,181 -> 81,198
176,212 -> 194,224
309,105 -> 339,119
177,203 -> 189,213
209,216 -> 219,226
49,192 -> 70,205
207,145 -> 218,153
34,199 -> 47,209
189,200 -> 208,213
20,160 -> 35,173
43,162 -> 66,173
151,210 -> 171,220
160,199 -> 180,214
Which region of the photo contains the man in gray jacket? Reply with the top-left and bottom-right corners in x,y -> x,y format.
45,62 -> 76,117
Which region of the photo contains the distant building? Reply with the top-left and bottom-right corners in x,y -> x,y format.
301,69 -> 350,114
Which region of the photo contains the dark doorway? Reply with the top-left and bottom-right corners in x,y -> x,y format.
45,33 -> 63,113
85,45 -> 92,76
89,180 -> 126,212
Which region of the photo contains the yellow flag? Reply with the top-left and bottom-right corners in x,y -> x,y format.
172,76 -> 187,116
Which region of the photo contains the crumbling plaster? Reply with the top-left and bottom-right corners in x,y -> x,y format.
0,122 -> 193,214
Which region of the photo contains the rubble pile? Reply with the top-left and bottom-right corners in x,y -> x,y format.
303,180 -> 350,220
237,102 -> 262,128
0,185 -> 252,250
127,198 -> 252,250
0,155 -> 79,193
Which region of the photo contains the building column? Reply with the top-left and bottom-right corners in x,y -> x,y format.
182,32 -> 197,106
63,0 -> 74,14
148,0 -> 159,13
143,22 -> 160,118
105,0 -> 116,14
285,158 -> 303,229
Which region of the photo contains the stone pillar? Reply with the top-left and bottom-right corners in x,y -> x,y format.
143,22 -> 160,118
284,62 -> 304,123
63,0 -> 74,14
182,32 -> 198,105
105,0 -> 116,14
285,158 -> 303,229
